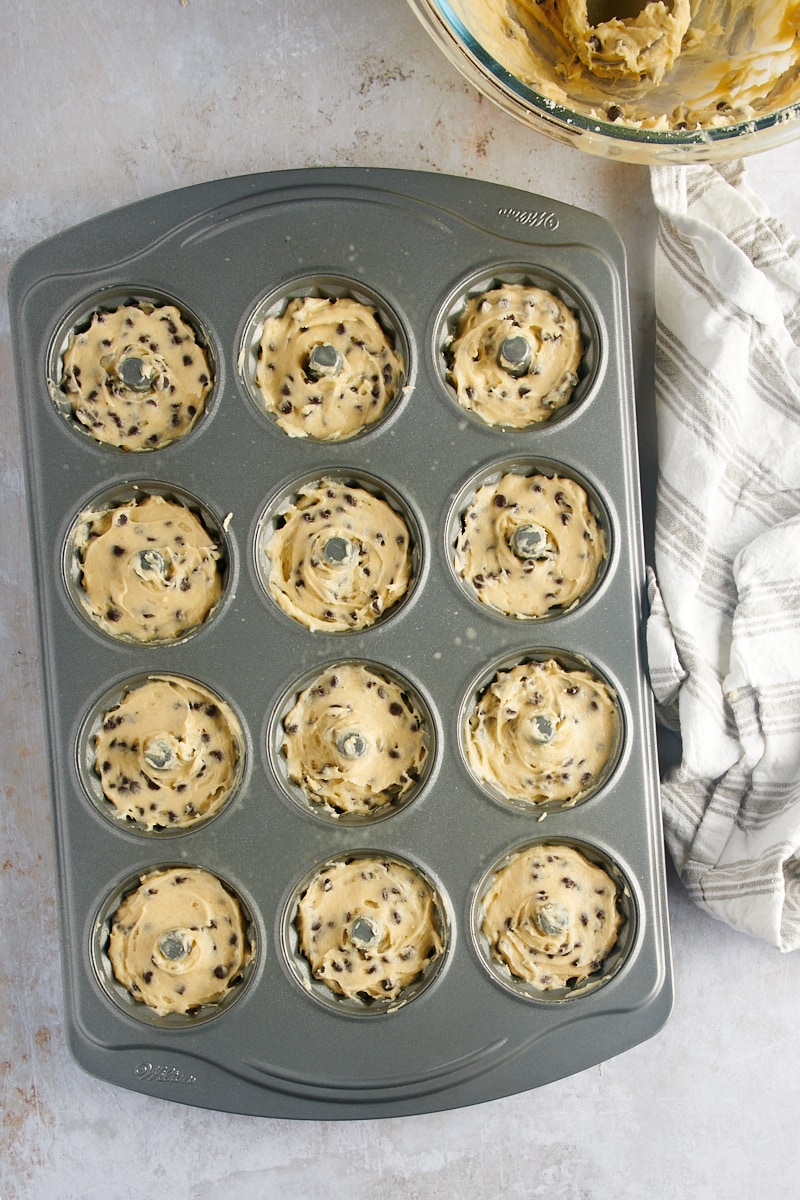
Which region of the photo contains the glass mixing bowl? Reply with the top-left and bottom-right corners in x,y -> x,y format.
407,0 -> 800,164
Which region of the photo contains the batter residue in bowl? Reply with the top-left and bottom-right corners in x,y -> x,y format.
454,1 -> 800,130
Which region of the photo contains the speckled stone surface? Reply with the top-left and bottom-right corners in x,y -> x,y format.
2,3 -> 799,1197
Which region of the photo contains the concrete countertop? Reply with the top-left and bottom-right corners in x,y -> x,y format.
2,3 -> 799,1197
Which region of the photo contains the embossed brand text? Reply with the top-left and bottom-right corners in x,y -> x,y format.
135,1061 -> 197,1085
498,207 -> 560,231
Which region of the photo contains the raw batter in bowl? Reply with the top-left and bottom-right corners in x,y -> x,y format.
72,493 -> 223,643
465,658 -> 619,805
264,478 -> 413,631
93,675 -> 242,830
448,0 -> 800,131
480,843 -> 622,990
454,470 -> 606,618
562,0 -> 692,85
107,866 -> 250,1016
58,302 -> 212,450
255,295 -> 403,440
282,663 -> 428,816
296,857 -> 443,1003
448,283 -> 583,428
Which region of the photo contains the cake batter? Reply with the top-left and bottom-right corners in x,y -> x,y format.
448,284 -> 583,428
108,866 -> 250,1015
93,675 -> 242,830
456,0 -> 800,130
265,479 -> 412,631
282,663 -> 428,816
480,842 -> 622,990
454,471 -> 606,618
59,302 -> 212,451
296,857 -> 443,1003
465,658 -> 619,805
74,493 -> 223,642
255,295 -> 403,440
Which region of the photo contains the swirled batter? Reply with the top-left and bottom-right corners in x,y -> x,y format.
265,479 -> 412,631
93,676 -> 242,830
448,284 -> 583,428
480,843 -> 622,990
58,303 -> 212,450
296,857 -> 443,1002
466,659 -> 619,806
255,295 -> 403,440
454,472 -> 606,618
73,493 -> 223,642
283,663 -> 428,816
107,867 -> 250,1015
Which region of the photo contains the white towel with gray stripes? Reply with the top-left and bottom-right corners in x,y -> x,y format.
646,160 -> 800,952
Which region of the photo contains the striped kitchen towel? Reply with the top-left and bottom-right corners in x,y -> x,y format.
646,160 -> 800,952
